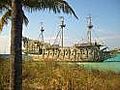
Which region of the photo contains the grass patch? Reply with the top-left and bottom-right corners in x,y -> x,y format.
0,59 -> 120,90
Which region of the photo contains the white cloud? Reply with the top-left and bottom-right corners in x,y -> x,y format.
100,34 -> 120,40
0,35 -> 10,54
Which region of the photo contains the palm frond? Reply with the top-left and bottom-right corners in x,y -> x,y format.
0,9 -> 28,31
0,0 -> 11,13
0,5 -> 8,13
0,9 -> 11,31
22,0 -> 78,19
0,0 -> 78,32
21,10 -> 29,26
61,1 -> 78,19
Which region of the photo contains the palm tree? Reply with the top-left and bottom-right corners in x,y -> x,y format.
0,0 -> 78,31
0,0 -> 78,89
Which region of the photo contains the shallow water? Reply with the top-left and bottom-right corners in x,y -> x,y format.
77,54 -> 120,73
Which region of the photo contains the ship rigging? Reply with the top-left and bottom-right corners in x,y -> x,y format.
22,16 -> 112,62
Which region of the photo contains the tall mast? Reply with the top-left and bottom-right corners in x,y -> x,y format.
60,16 -> 66,48
87,16 -> 93,44
39,22 -> 45,43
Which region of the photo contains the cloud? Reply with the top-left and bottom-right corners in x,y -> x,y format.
95,28 -> 120,35
100,34 -> 120,40
0,35 -> 10,54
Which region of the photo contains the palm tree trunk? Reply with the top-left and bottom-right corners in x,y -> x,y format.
10,0 -> 23,90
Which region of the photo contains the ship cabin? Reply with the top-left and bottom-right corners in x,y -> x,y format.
74,42 -> 104,61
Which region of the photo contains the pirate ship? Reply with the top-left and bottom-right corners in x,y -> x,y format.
22,16 -> 111,62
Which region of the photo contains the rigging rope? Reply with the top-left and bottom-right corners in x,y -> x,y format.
53,29 -> 61,45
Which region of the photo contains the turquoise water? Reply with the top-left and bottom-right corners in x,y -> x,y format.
77,54 -> 120,73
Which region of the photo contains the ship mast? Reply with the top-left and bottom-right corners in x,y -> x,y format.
87,16 -> 93,44
39,22 -> 45,43
60,16 -> 66,48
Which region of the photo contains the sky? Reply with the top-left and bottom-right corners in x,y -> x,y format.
0,0 -> 120,54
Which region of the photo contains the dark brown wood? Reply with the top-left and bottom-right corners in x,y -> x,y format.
10,0 -> 23,90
